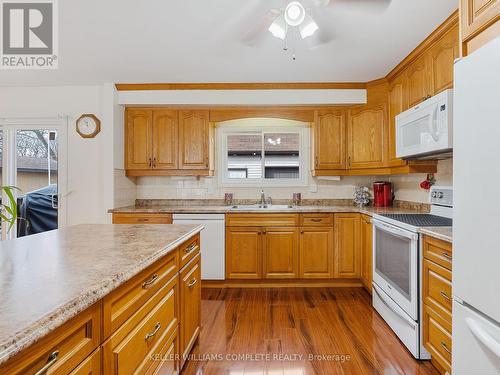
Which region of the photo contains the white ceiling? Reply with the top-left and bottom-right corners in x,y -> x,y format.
0,0 -> 457,86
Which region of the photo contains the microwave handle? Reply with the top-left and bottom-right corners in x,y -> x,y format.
428,105 -> 439,141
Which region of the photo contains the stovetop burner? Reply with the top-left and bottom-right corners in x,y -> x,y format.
380,214 -> 452,227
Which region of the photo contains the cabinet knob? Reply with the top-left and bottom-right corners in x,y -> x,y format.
149,158 -> 152,168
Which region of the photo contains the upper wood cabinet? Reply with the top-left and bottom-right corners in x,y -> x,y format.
387,74 -> 408,167
460,0 -> 500,51
406,54 -> 431,107
334,214 -> 361,278
313,110 -> 347,170
125,108 -> 213,176
153,109 -> 178,170
178,110 -> 211,170
429,25 -> 460,95
126,109 -> 153,170
347,104 -> 387,169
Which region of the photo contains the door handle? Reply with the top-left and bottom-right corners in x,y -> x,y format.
144,322 -> 161,341
153,157 -> 157,168
188,278 -> 198,288
34,351 -> 59,375
466,317 -> 500,358
149,157 -> 152,168
142,274 -> 159,289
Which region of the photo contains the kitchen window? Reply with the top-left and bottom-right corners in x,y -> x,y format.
218,120 -> 309,187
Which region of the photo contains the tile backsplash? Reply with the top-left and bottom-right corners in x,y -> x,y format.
131,159 -> 453,205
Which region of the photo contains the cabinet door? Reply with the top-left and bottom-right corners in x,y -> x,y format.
460,0 -> 500,41
178,110 -> 210,169
313,110 -> 346,170
360,215 -> 373,291
347,104 -> 387,169
225,227 -> 262,279
125,109 -> 153,170
180,255 -> 201,365
299,227 -> 334,279
406,54 -> 431,107
429,25 -> 459,95
387,74 -> 408,167
153,109 -> 178,170
263,227 -> 299,279
334,214 -> 361,278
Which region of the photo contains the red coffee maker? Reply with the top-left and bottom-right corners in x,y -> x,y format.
373,181 -> 394,207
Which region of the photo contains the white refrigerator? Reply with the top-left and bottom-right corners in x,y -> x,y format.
453,36 -> 500,374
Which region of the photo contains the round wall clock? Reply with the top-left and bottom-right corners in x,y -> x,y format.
76,114 -> 101,138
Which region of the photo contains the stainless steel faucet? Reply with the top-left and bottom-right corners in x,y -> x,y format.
259,189 -> 266,208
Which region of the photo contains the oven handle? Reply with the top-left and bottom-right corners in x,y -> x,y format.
373,283 -> 416,329
372,219 -> 418,241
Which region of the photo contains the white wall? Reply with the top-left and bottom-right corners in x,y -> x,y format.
0,84 -> 120,224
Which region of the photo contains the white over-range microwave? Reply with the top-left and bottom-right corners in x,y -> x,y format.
396,89 -> 453,159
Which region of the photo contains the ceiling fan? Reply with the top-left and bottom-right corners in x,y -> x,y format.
241,0 -> 392,59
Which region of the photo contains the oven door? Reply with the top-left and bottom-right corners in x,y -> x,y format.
372,219 -> 419,320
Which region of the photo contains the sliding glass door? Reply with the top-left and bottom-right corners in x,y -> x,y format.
0,119 -> 67,240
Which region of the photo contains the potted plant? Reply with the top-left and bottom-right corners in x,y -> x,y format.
1,186 -> 21,232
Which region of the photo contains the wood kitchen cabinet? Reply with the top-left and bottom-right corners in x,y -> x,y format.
125,108 -> 213,176
387,73 -> 408,167
334,214 -> 361,278
299,227 -> 334,279
263,227 -> 299,279
406,53 -> 431,107
178,110 -> 212,170
313,109 -> 347,170
460,0 -> 500,54
429,25 -> 460,95
112,212 -> 173,224
347,104 -> 387,169
179,255 -> 201,368
225,226 -> 263,279
360,214 -> 373,292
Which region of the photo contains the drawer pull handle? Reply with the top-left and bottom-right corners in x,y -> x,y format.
188,278 -> 198,288
311,218 -> 323,222
440,341 -> 451,354
442,252 -> 452,260
142,274 -> 159,289
185,243 -> 198,254
34,350 -> 59,375
137,218 -> 149,222
440,291 -> 451,301
145,322 -> 161,341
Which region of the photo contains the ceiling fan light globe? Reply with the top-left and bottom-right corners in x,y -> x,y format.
299,16 -> 319,39
284,1 -> 306,26
268,15 -> 287,40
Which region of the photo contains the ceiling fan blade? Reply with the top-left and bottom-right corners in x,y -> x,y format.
329,0 -> 392,13
305,8 -> 335,48
241,10 -> 281,47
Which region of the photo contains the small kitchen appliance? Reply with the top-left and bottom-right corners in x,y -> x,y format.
371,186 -> 453,359
373,181 -> 393,207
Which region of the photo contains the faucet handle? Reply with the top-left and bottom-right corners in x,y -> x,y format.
266,197 -> 272,205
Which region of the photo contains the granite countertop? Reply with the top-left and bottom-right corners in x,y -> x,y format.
418,227 -> 453,243
110,203 -> 452,242
0,223 -> 204,366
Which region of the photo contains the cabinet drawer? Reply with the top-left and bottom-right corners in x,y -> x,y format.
226,213 -> 299,227
180,255 -> 201,368
423,305 -> 452,374
179,234 -> 200,269
69,348 -> 100,375
300,213 -> 334,227
103,276 -> 178,375
423,259 -> 452,322
103,250 -> 178,337
112,213 -> 173,224
0,303 -> 100,375
423,235 -> 452,270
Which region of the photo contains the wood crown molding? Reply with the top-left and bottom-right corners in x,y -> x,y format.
386,10 -> 459,80
115,82 -> 367,91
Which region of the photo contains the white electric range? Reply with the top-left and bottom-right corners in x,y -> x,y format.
371,186 -> 453,359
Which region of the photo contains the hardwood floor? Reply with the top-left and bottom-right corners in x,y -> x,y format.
181,288 -> 439,375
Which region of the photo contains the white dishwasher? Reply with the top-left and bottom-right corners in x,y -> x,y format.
172,213 -> 225,280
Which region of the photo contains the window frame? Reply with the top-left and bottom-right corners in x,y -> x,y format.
217,121 -> 310,187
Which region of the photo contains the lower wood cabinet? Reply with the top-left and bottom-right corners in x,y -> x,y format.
179,255 -> 201,367
360,214 -> 373,292
334,214 -> 361,278
112,212 -> 173,224
299,227 -> 334,278
69,348 -> 101,375
263,227 -> 299,279
225,226 -> 262,279
422,235 -> 453,374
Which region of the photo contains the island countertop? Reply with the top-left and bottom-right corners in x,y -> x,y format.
0,223 -> 203,366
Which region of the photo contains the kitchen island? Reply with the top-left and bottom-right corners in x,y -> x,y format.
0,223 -> 203,374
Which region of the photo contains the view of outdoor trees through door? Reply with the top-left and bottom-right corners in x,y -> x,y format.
0,129 -> 59,239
